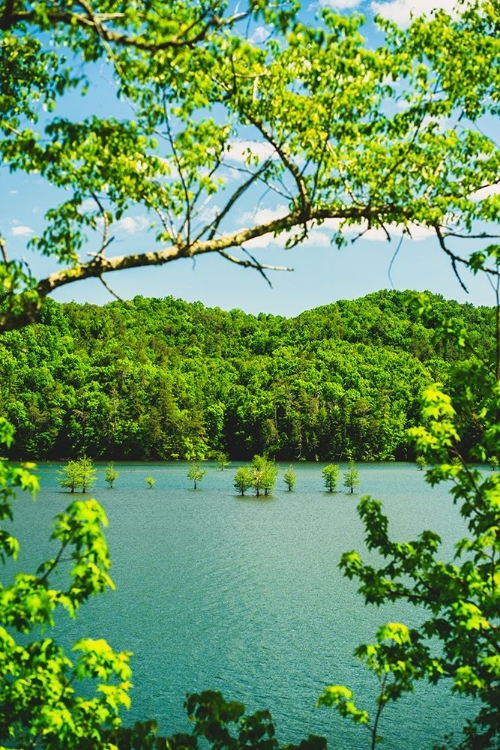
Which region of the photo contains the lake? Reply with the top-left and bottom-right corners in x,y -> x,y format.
8,461 -> 473,748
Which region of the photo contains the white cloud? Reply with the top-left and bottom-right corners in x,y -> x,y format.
114,215 -> 149,236
8,190 -> 18,195
226,139 -> 278,164
239,204 -> 288,228
343,220 -> 436,241
249,26 -> 270,44
80,198 -> 97,212
371,0 -> 457,26
241,208 -> 333,250
319,0 -> 363,8
238,205 -> 436,250
243,218 -> 436,249
319,217 -> 347,233
11,225 -> 35,238
254,205 -> 289,224
469,182 -> 500,201
243,227 -> 332,251
319,0 -> 362,10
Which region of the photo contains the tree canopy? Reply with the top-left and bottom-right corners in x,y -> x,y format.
2,1 -> 500,748
0,290 -> 494,462
1,0 -> 499,330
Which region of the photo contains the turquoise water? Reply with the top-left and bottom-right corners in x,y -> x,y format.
8,462 -> 473,748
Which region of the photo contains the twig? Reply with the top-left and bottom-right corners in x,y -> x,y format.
388,231 -> 406,289
0,235 -> 8,264
99,275 -> 124,302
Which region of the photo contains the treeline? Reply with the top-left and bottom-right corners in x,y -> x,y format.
0,290 -> 494,461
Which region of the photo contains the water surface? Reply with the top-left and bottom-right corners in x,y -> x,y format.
9,462 -> 473,748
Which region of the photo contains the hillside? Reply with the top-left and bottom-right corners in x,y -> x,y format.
0,290 -> 493,461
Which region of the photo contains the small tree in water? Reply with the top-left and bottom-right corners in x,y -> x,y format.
57,456 -> 96,493
322,464 -> 339,493
187,462 -> 206,489
57,460 -> 81,493
234,466 -> 253,496
283,466 -> 297,492
488,455 -> 498,471
343,459 -> 360,494
105,462 -> 119,488
146,476 -> 155,489
79,456 -> 97,493
215,451 -> 230,471
252,455 -> 278,497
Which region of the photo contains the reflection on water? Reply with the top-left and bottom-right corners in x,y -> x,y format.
8,462 -> 472,748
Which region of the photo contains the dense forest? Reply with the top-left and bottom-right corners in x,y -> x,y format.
0,289 -> 494,462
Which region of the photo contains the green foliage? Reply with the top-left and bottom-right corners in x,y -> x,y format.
335,372 -> 500,747
56,459 -> 81,493
283,466 -> 297,491
233,456 -> 278,497
57,455 -> 97,493
105,462 -> 119,488
187,462 -> 207,490
318,622 -> 431,749
215,451 -> 231,471
1,1 -> 500,746
343,460 -> 360,494
251,455 -> 278,497
233,467 -> 254,496
416,455 -> 426,471
185,690 -> 327,750
0,1 -> 498,331
1,291 -> 493,464
317,685 -> 369,728
0,420 -> 137,748
321,464 -> 339,493
487,455 -> 498,471
145,476 -> 155,489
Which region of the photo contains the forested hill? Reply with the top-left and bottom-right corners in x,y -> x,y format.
0,289 -> 494,462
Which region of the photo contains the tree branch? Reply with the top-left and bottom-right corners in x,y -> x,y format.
1,200 -> 460,333
0,1 -> 249,50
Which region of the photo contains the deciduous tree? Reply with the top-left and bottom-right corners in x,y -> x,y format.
233,466 -> 254,496
2,1 -> 500,748
1,1 -> 499,332
57,459 -> 81,493
251,454 -> 278,497
321,317 -> 500,746
416,455 -> 426,471
343,460 -> 360,495
283,466 -> 297,492
57,455 -> 97,493
0,419 -> 131,748
187,462 -> 207,489
105,462 -> 119,488
322,464 -> 339,493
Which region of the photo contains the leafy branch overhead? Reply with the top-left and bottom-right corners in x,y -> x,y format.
1,0 -> 500,330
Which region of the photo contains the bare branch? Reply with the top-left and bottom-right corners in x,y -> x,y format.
0,199 -> 494,333
163,106 -> 191,247
89,191 -> 111,257
388,231 -> 406,289
207,160 -> 273,240
99,275 -> 124,302
217,247 -> 293,284
434,225 -> 469,293
0,235 -> 8,264
441,230 -> 500,240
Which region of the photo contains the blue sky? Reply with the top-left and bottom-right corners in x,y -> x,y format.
1,0 -> 496,318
